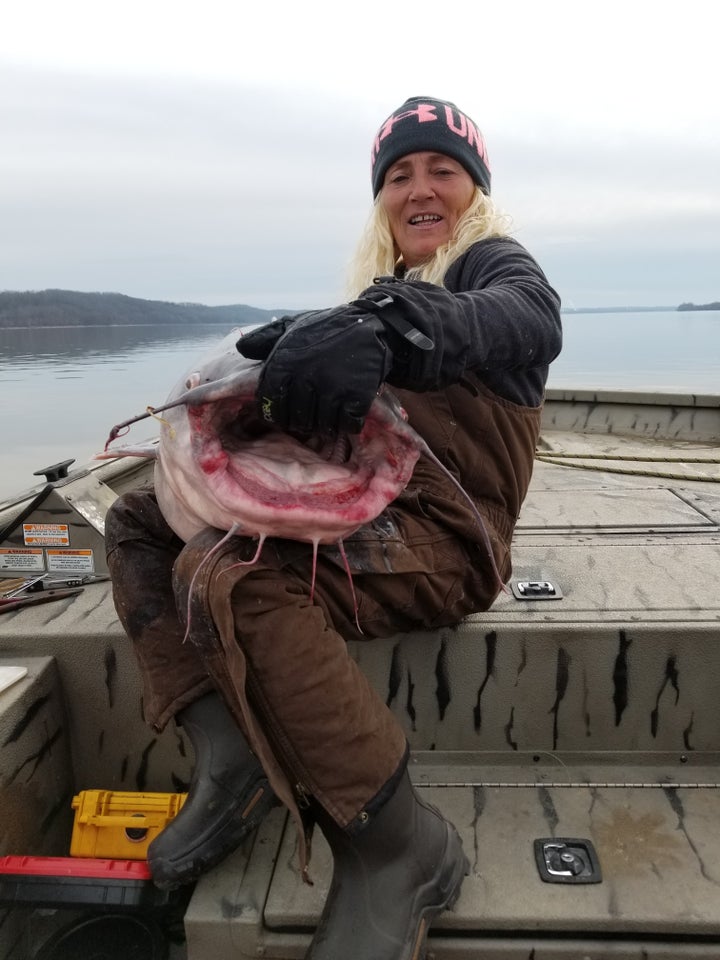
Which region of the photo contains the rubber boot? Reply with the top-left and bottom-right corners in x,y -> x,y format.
148,691 -> 277,889
306,771 -> 469,960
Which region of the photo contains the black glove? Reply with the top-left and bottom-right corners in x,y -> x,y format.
237,304 -> 394,436
237,314 -> 299,358
356,278 -> 464,391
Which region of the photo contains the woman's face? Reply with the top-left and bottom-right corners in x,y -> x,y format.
379,151 -> 475,267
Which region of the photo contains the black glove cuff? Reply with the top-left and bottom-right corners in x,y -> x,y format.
352,288 -> 434,354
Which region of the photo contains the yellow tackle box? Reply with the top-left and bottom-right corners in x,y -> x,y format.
70,790 -> 188,860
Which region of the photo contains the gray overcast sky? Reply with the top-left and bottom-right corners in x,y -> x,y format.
2,0 -> 718,310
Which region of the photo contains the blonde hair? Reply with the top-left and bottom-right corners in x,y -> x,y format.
346,187 -> 512,297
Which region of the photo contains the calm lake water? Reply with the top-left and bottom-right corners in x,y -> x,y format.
1,310 -> 718,503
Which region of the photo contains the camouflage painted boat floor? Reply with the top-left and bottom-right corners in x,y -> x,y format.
196,770 -> 720,959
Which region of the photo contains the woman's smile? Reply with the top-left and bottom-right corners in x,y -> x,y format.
380,152 -> 475,266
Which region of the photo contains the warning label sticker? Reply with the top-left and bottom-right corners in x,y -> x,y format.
23,523 -> 70,546
0,548 -> 45,572
46,549 -> 95,574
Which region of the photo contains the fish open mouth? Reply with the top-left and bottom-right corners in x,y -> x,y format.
174,388 -> 422,543
192,397 -> 370,493
221,406 -> 353,467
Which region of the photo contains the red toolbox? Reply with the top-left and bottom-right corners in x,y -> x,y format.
0,855 -> 178,909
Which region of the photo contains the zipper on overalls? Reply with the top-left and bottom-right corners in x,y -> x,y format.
295,782 -> 311,809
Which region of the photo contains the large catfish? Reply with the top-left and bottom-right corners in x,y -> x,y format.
98,328 -> 502,597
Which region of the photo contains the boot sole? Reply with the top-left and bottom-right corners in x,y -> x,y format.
149,777 -> 278,890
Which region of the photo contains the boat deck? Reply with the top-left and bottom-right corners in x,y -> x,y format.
1,389 -> 719,958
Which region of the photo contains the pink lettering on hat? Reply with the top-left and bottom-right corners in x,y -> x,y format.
466,120 -> 490,167
371,102 -> 439,167
444,105 -> 467,139
443,105 -> 490,167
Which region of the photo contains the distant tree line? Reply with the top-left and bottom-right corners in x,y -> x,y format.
0,289 -> 284,328
677,301 -> 720,312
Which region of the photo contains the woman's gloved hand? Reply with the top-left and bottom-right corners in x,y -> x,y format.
238,304 -> 394,436
236,314 -> 298,358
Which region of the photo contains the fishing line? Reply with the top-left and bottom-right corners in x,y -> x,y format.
148,407 -> 175,438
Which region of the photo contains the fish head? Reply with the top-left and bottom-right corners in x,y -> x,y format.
150,331 -> 423,544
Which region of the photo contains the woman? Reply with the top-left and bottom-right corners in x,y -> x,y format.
105,95 -> 562,960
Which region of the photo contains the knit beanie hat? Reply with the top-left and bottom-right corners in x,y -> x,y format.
371,96 -> 491,198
